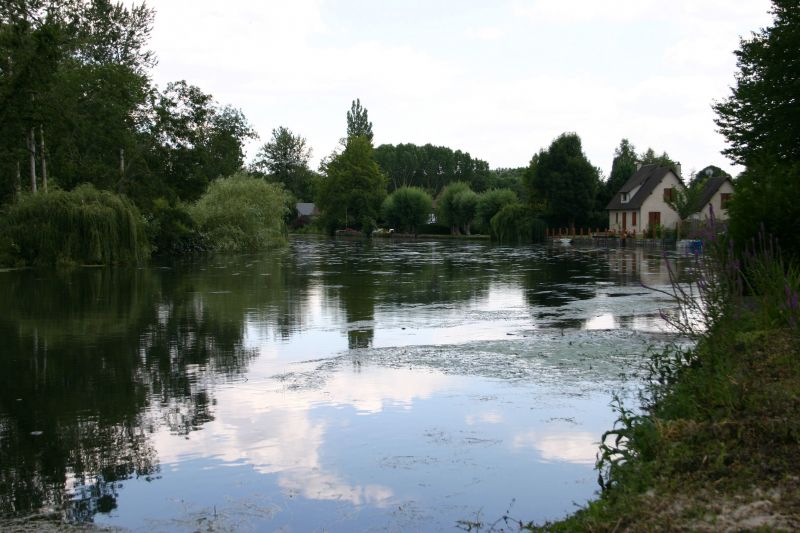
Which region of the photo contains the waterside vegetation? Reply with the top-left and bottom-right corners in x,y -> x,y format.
525,226 -> 800,531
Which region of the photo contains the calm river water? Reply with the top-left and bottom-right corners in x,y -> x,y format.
0,238 -> 687,532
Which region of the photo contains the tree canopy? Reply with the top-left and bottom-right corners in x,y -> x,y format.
374,143 -> 491,194
251,126 -> 315,200
714,0 -> 800,259
381,186 -> 432,235
436,181 -> 479,235
0,1 -> 254,207
639,147 -> 679,175
524,133 -> 600,228
713,0 -> 800,166
475,188 -> 518,232
600,139 -> 638,207
346,98 -> 373,142
317,136 -> 387,234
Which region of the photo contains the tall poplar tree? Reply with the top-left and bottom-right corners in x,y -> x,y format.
346,98 -> 373,142
317,136 -> 386,234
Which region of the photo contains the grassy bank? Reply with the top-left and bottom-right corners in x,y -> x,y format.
528,233 -> 800,531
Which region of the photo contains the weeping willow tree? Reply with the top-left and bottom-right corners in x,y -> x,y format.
1,184 -> 149,266
190,172 -> 289,252
490,203 -> 546,245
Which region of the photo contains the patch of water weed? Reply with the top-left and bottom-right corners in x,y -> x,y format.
274,329 -> 668,393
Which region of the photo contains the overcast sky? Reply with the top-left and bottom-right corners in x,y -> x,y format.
148,0 -> 773,178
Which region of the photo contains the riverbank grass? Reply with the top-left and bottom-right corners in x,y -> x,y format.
530,234 -> 800,531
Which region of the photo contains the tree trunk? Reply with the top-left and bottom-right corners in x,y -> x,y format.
29,127 -> 37,193
40,125 -> 47,193
15,161 -> 21,197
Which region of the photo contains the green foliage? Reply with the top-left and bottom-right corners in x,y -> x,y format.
638,147 -> 678,173
346,98 -> 373,142
486,167 -> 526,196
713,0 -> 800,166
712,2 -> 800,261
475,188 -> 517,232
0,3 -> 255,208
525,132 -> 600,227
251,126 -> 315,201
728,161 -> 800,261
0,0 -> 157,199
489,203 -> 546,244
145,198 -> 206,256
190,173 -> 289,252
381,186 -> 432,235
691,165 -> 731,188
148,81 -> 256,203
600,139 -> 638,209
316,136 -> 387,235
436,182 -> 479,235
1,184 -> 148,265
374,142 -> 491,194
532,218 -> 800,531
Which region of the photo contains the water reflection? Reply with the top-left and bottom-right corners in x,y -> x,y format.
0,239 -> 689,528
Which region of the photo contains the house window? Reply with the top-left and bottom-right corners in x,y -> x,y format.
663,188 -> 674,202
648,211 -> 661,227
632,212 -> 637,226
621,192 -> 628,202
721,193 -> 732,209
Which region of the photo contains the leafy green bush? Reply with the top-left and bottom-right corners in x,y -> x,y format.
489,203 -> 546,244
146,198 -> 207,255
190,173 -> 289,252
475,188 -> 517,233
1,184 -> 149,266
381,186 -> 432,235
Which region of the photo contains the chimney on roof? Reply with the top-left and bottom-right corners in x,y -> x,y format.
675,162 -> 682,177
635,161 -> 642,171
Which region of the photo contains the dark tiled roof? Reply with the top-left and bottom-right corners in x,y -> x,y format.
692,176 -> 731,213
606,164 -> 673,210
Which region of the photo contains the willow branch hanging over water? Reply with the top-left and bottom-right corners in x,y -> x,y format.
1,184 -> 149,266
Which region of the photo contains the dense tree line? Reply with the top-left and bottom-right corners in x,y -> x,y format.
374,143 -> 491,195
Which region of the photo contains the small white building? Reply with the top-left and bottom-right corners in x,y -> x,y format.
690,176 -> 734,221
606,164 -> 683,234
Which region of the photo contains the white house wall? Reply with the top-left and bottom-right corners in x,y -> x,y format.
639,171 -> 682,231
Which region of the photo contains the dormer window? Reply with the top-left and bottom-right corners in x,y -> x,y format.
621,192 -> 628,202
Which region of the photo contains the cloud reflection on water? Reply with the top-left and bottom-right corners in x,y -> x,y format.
512,430 -> 599,465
